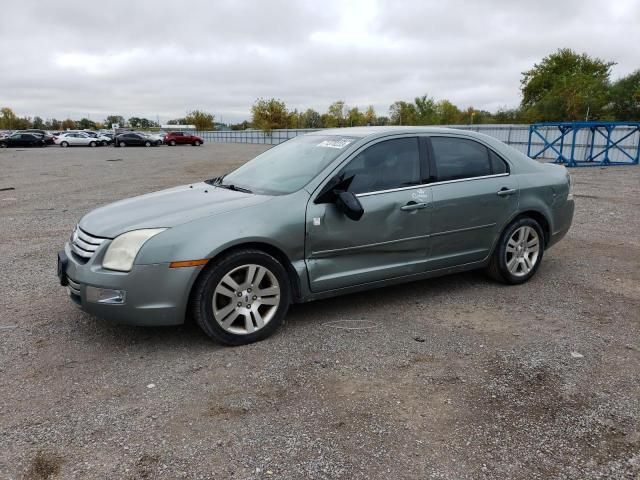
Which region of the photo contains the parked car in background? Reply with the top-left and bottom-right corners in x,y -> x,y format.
54,132 -> 101,147
74,130 -> 113,146
0,130 -> 14,138
115,132 -> 161,147
0,132 -> 47,148
146,132 -> 164,144
164,131 -> 203,146
23,129 -> 55,144
57,127 -> 574,346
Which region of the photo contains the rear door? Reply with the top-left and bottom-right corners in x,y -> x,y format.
426,135 -> 518,270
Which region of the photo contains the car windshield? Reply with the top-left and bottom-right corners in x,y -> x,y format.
221,135 -> 357,195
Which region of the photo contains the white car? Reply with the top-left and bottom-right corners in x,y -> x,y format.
54,132 -> 101,147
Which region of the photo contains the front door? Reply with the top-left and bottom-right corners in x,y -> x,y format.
426,135 -> 519,270
305,136 -> 431,292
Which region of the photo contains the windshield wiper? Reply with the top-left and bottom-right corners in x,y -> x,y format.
204,175 -> 252,193
218,183 -> 253,194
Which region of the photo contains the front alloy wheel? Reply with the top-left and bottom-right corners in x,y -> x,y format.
192,249 -> 290,345
213,264 -> 280,335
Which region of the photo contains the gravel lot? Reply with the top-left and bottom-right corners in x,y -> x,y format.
0,143 -> 638,479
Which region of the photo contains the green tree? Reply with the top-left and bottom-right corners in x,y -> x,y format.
608,70 -> 640,121
287,109 -> 301,129
435,100 -> 462,124
389,101 -> 417,125
0,107 -> 18,129
347,106 -> 366,126
46,118 -> 61,130
185,110 -> 215,130
251,98 -> 288,132
77,118 -> 97,130
414,95 -> 437,124
364,105 -> 376,126
301,108 -> 322,128
104,115 -> 125,128
32,116 -> 45,129
326,101 -> 347,127
521,48 -> 614,121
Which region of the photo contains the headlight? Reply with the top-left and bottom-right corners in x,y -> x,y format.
102,228 -> 166,272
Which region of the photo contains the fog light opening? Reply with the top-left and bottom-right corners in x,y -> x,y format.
86,286 -> 126,304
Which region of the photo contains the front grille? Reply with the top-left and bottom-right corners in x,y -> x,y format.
67,277 -> 81,296
70,226 -> 108,260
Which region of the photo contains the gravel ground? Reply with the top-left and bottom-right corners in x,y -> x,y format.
0,143 -> 638,480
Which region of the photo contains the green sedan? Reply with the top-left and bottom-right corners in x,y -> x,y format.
58,127 -> 574,345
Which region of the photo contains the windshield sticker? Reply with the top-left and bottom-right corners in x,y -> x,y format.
316,138 -> 354,149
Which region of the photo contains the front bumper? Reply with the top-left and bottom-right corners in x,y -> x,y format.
59,242 -> 200,326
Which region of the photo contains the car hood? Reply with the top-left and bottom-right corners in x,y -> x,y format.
79,182 -> 271,238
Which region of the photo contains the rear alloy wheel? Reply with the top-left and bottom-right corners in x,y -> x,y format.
486,217 -> 544,284
119,142 -> 126,147
192,249 -> 290,345
144,141 -> 151,147
169,140 -> 176,146
89,141 -> 96,148
60,141 -> 69,147
193,140 -> 201,146
0,143 -> 7,148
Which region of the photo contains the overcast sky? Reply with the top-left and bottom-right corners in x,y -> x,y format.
1,0 -> 638,123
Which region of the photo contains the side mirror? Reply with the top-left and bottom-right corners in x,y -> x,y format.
335,191 -> 364,221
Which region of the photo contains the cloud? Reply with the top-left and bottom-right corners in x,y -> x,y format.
1,0 -> 638,123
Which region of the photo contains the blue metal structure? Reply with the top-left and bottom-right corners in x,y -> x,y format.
528,122 -> 640,167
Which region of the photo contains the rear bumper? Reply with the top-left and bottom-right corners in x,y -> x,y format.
548,199 -> 574,248
60,242 -> 199,326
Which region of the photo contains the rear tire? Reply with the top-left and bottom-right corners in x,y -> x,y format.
119,142 -> 126,147
193,140 -> 201,146
169,140 -> 176,146
89,141 -> 96,148
145,141 -> 151,147
191,249 -> 291,345
0,143 -> 7,148
60,141 -> 69,148
486,217 -> 544,285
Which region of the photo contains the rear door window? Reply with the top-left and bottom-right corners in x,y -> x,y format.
430,137 -> 502,182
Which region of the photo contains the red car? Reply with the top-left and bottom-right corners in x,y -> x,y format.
164,131 -> 204,146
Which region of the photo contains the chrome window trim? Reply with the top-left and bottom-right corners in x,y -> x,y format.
355,173 -> 510,198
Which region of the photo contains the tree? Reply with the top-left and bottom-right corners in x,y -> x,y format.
326,101 -> 347,128
521,48 -> 614,121
46,118 -> 61,130
104,115 -> 125,128
77,118 -> 97,130
0,107 -> 27,129
251,98 -> 288,132
389,101 -> 417,125
32,116 -> 45,129
609,70 -> 640,121
60,118 -> 76,130
287,109 -> 301,129
414,95 -> 437,124
435,100 -> 462,124
185,110 -> 215,130
364,106 -> 376,126
347,106 -> 366,126
167,118 -> 186,125
301,108 -> 322,128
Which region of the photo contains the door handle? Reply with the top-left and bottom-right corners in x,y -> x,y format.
401,202 -> 428,211
497,188 -> 517,197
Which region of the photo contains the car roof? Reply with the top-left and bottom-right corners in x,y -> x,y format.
305,126 -> 479,139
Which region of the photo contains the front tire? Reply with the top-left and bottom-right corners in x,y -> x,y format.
486,217 -> 544,285
193,140 -> 201,146
169,140 -> 176,146
191,249 -> 291,345
119,142 -> 126,147
60,141 -> 69,148
89,141 -> 96,148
